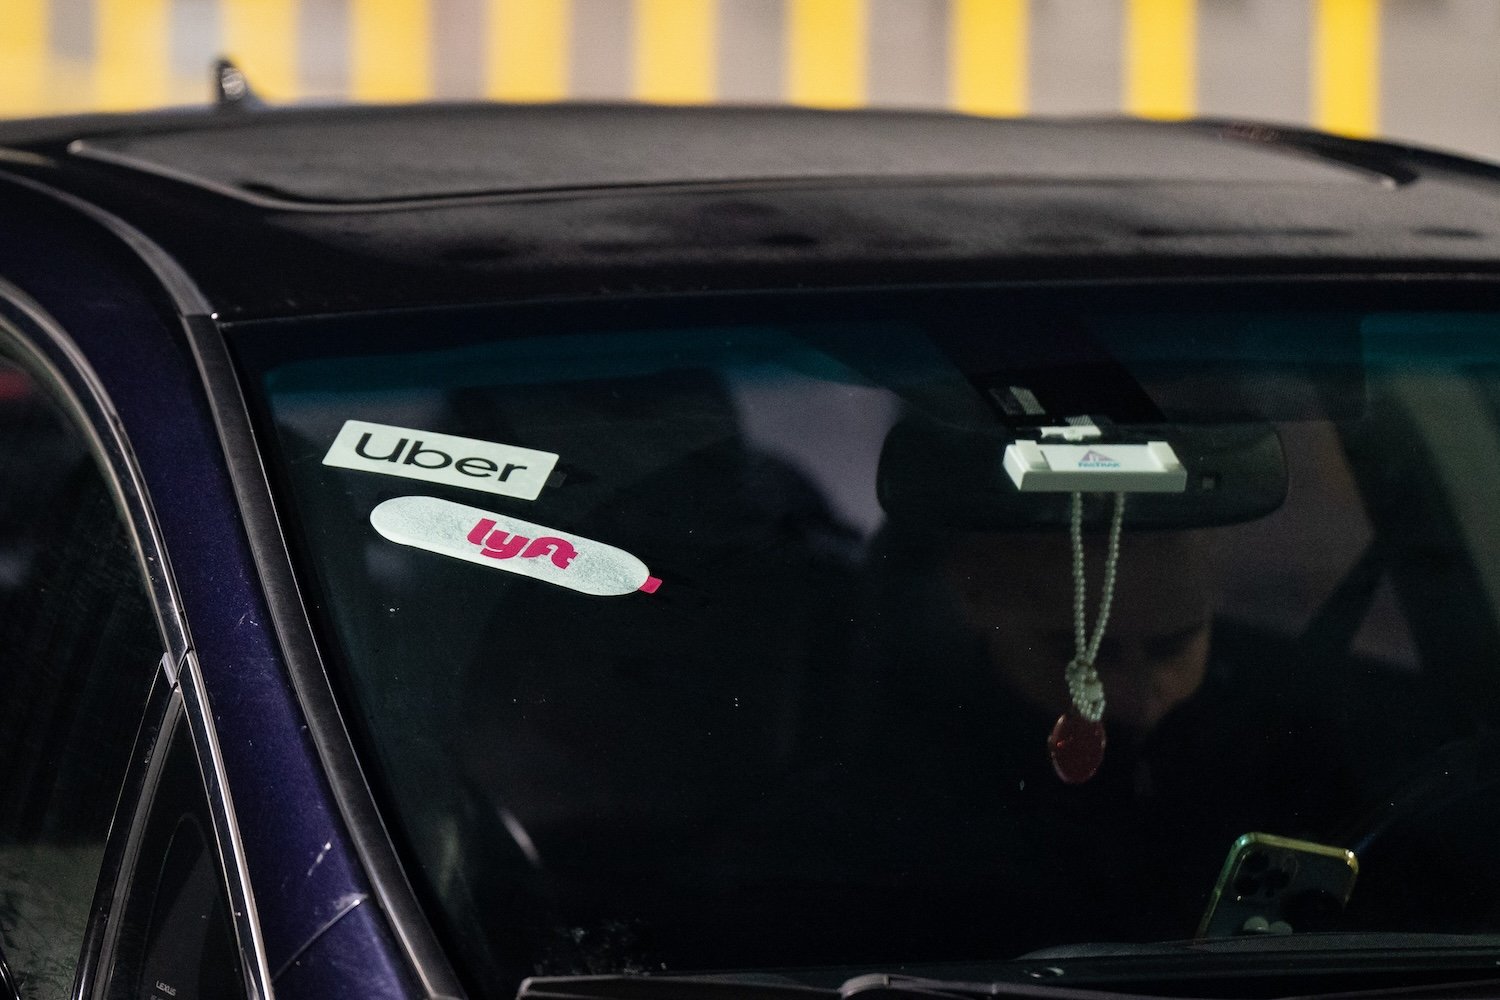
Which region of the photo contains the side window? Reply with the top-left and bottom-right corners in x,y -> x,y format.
0,353 -> 163,999
104,715 -> 245,1000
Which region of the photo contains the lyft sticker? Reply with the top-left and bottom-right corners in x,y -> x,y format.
370,496 -> 662,597
323,420 -> 558,500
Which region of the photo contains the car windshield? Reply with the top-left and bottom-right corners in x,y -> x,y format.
231,284 -> 1500,997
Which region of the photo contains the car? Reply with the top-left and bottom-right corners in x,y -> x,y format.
4,97 -> 1500,1000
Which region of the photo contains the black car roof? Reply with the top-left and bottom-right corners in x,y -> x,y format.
10,104 -> 1379,204
3,103 -> 1500,321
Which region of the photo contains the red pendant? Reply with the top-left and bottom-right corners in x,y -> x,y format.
1048,712 -> 1106,784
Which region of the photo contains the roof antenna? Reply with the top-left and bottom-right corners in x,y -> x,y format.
213,57 -> 265,110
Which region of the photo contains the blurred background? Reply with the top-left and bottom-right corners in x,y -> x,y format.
1,0 -> 1497,161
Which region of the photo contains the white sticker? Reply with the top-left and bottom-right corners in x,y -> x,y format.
322,420 -> 559,501
1003,439 -> 1187,493
370,496 -> 662,597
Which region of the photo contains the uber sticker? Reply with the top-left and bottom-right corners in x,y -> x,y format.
323,420 -> 559,501
370,496 -> 662,597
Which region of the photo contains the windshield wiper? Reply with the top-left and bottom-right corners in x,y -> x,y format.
518,942 -> 1500,1000
520,972 -> 1157,1000
839,972 -> 1127,999
519,974 -> 827,1000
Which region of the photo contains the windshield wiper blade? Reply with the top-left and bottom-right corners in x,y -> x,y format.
519,973 -> 830,1000
521,944 -> 1500,1000
521,972 -> 1160,1000
840,973 -> 1168,1000
842,974 -> 991,1000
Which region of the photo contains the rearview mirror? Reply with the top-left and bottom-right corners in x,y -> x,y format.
877,417 -> 1287,530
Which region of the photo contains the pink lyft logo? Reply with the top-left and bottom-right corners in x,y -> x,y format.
467,518 -> 579,567
464,516 -> 662,593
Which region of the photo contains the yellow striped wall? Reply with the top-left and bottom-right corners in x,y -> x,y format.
1,0 -> 1493,161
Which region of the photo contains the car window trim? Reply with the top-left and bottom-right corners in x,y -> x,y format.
0,285 -> 187,668
175,650 -> 269,1000
0,287 -> 274,1000
182,312 -> 465,1000
86,668 -> 176,1000
94,669 -> 257,1000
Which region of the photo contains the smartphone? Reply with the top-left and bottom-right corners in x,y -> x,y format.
1197,832 -> 1358,938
